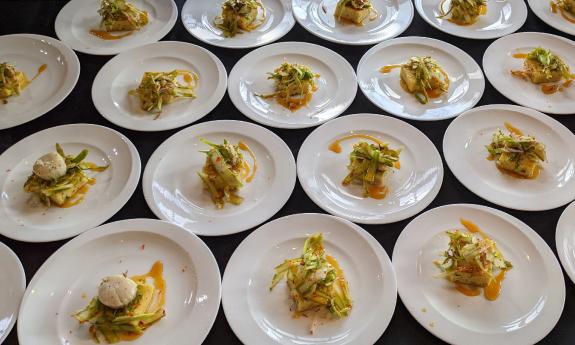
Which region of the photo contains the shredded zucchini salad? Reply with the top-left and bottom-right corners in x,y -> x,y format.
98,0 -> 148,32
129,70 -> 198,117
0,62 -> 29,100
214,0 -> 266,37
270,233 -> 352,334
23,144 -> 108,208
257,61 -> 320,111
438,0 -> 487,25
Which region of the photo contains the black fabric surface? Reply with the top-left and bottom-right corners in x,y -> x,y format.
1,0 -> 575,344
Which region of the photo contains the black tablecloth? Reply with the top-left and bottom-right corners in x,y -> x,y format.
1,1 -> 575,344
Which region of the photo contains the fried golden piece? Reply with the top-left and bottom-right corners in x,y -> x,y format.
0,62 -> 29,99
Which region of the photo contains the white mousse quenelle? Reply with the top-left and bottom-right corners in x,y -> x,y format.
32,152 -> 67,181
97,275 -> 138,309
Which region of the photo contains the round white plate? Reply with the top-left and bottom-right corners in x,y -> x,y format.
0,124 -> 141,242
358,36 -> 485,121
393,203 -> 565,345
92,41 -> 227,132
0,34 -> 80,130
298,113 -> 443,224
415,0 -> 527,39
292,0 -> 414,45
556,201 -> 575,285
528,0 -> 575,37
143,120 -> 296,236
228,42 -> 357,129
483,32 -> 575,115
181,0 -> 295,49
222,213 -> 397,345
17,218 -> 221,345
55,0 -> 178,55
443,104 -> 575,211
0,242 -> 25,344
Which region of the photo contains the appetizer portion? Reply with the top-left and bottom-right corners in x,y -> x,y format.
511,48 -> 573,94
257,62 -> 320,111
214,0 -> 266,37
435,219 -> 513,301
329,133 -> 401,199
98,0 -> 148,32
23,144 -> 108,208
438,0 -> 487,25
380,56 -> 450,104
270,233 -> 352,333
551,0 -> 575,23
129,70 -> 198,117
334,0 -> 378,25
486,122 -> 546,179
0,62 -> 29,100
197,138 -> 256,209
73,261 -> 166,343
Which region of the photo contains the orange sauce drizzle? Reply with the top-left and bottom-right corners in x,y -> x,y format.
328,133 -> 387,154
504,122 -> 523,136
131,261 -> 166,311
484,270 -> 507,301
183,73 -> 194,84
460,218 -> 488,239
238,142 -> 257,183
30,64 -> 47,82
58,179 -> 96,208
512,53 -> 527,59
379,65 -> 402,74
367,185 -> 388,199
89,29 -> 133,40
541,84 -> 559,94
456,284 -> 481,297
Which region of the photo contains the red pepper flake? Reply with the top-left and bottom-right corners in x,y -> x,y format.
140,244 -> 145,250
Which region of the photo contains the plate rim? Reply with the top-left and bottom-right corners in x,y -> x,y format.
0,123 -> 141,242
556,201 -> 575,285
17,218 -> 222,345
443,103 -> 575,211
180,0 -> 296,49
297,113 -> 444,224
357,36 -> 485,121
392,203 -> 566,345
142,119 -> 297,236
482,31 -> 575,115
527,0 -> 575,37
228,41 -> 358,129
91,41 -> 228,132
0,34 -> 80,130
0,241 -> 26,344
54,0 -> 178,56
413,0 -> 528,40
291,0 -> 415,45
222,212 -> 398,345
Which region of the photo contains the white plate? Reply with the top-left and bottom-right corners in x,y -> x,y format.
55,0 -> 178,55
181,0 -> 295,49
0,34 -> 80,130
0,124 -> 141,242
17,218 -> 221,345
222,213 -> 397,345
443,104 -> 575,211
528,0 -> 575,37
228,42 -> 357,129
297,113 -> 443,224
358,36 -> 485,121
556,201 -> 575,285
292,0 -> 413,45
415,0 -> 527,40
483,32 -> 575,115
0,242 -> 25,344
92,41 -> 227,132
143,120 -> 296,236
393,204 -> 565,345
